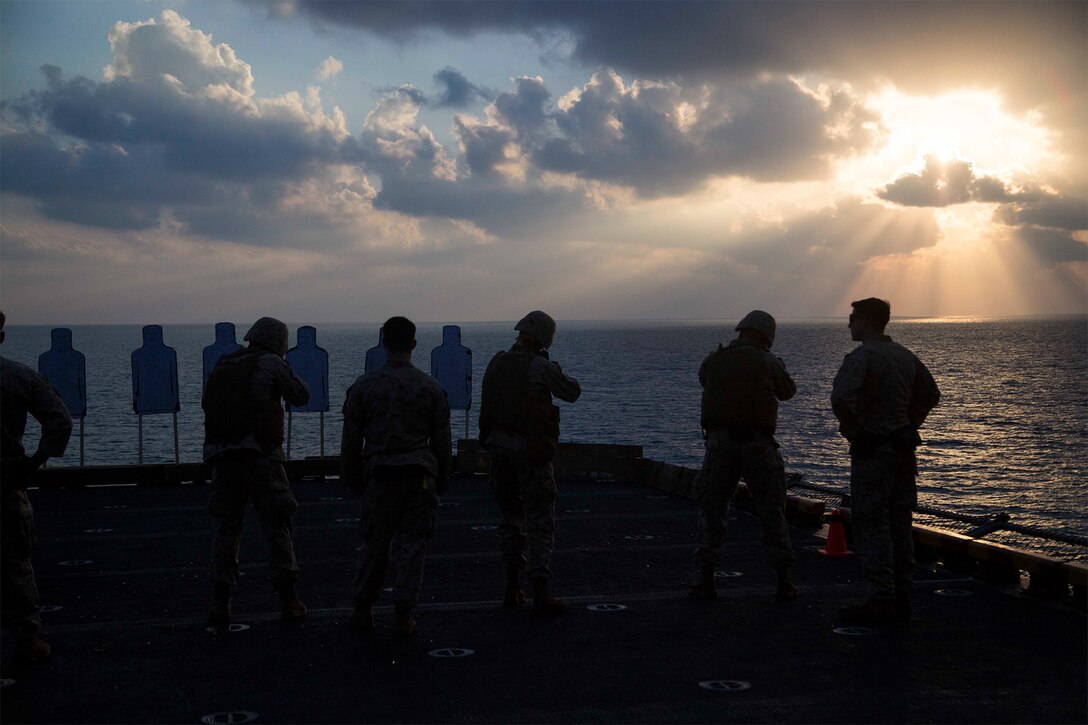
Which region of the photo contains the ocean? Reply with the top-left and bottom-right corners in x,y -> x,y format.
4,318 -> 1086,537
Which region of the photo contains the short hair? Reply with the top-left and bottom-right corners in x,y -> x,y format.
382,316 -> 416,352
851,298 -> 891,327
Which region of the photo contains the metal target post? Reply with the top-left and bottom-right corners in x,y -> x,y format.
173,411 -> 179,464
138,414 -> 143,465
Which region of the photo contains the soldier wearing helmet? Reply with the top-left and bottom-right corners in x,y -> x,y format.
691,310 -> 798,602
203,316 -> 311,628
832,298 -> 940,624
479,311 -> 581,617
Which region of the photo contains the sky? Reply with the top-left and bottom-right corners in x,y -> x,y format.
1,0 -> 1085,324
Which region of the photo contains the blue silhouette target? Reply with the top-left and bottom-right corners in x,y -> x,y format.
38,328 -> 87,419
364,328 -> 386,374
286,326 -> 329,412
202,323 -> 243,390
431,325 -> 472,410
130,325 -> 179,414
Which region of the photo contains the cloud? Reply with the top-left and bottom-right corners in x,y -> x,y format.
0,11 -> 361,243
284,1 -> 1087,170
993,192 -> 1088,266
456,70 -> 880,197
316,56 -> 343,81
432,67 -> 491,108
106,10 -> 254,96
877,156 -> 1035,207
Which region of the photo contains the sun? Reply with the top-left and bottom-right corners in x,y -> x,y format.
874,88 -> 1055,175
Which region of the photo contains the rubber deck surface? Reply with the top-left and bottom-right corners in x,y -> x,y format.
2,472 -> 1085,723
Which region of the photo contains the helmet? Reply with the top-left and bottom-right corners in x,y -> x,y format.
244,316 -> 289,356
515,310 -> 557,349
735,310 -> 776,345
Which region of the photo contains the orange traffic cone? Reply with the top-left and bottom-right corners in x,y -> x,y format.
818,508 -> 854,557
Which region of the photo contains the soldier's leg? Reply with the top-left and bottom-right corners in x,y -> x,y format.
251,458 -> 306,619
390,476 -> 439,609
522,460 -> 557,583
489,448 -> 527,573
252,458 -> 301,588
694,442 -> 741,569
2,490 -> 43,639
740,442 -> 795,572
890,451 -> 918,612
208,457 -> 249,587
849,453 -> 896,599
353,478 -> 400,608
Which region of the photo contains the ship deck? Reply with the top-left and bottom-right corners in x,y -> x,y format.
2,470 -> 1085,724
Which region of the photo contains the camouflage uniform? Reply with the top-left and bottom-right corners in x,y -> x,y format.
480,341 -> 581,582
203,319 -> 310,589
1,356 -> 72,637
832,336 -> 940,599
694,338 -> 796,572
341,361 -> 451,609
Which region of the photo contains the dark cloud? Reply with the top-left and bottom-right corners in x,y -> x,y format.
493,76 -> 551,142
877,157 -> 1086,266
878,157 -> 1040,208
994,196 -> 1088,233
285,1 -> 1087,161
993,193 -> 1088,266
373,167 -> 587,239
452,117 -> 513,176
287,2 -> 1084,91
432,67 -> 492,108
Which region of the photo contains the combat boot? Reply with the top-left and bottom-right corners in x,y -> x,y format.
504,567 -> 526,608
276,582 -> 308,620
13,635 -> 51,668
838,596 -> 896,625
348,602 -> 375,632
394,604 -> 416,637
776,566 -> 798,602
530,579 -> 566,618
690,565 -> 717,601
207,583 -> 232,628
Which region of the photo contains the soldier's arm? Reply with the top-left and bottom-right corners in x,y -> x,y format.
29,376 -> 73,463
769,355 -> 797,401
909,357 -> 941,428
273,356 -> 311,408
830,352 -> 866,439
542,361 -> 581,403
340,384 -> 366,492
698,349 -> 717,389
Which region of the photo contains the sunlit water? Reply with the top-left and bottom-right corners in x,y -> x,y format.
5,318 -> 1085,536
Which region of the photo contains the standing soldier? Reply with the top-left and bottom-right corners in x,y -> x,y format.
1,311 -> 73,667
203,316 -> 311,627
479,311 -> 581,617
832,298 -> 940,623
341,317 -> 451,636
692,310 -> 798,602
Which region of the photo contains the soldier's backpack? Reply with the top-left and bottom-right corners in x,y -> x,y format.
203,349 -> 284,449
